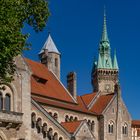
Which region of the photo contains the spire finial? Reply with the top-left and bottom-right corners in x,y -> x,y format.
101,7 -> 109,42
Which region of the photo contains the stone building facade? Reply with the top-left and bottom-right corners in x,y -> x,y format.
0,12 -> 138,140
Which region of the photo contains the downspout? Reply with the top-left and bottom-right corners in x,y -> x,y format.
115,83 -> 121,140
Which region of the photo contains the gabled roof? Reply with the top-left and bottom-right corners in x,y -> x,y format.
25,58 -> 75,103
89,93 -> 114,114
132,120 -> 140,127
61,121 -> 82,134
81,92 -> 96,107
39,34 -> 60,54
25,57 -> 115,115
32,95 -> 96,115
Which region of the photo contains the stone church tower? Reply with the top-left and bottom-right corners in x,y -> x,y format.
91,11 -> 119,94
39,34 -> 61,79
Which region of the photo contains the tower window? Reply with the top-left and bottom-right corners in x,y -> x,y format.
5,94 -> 11,111
55,58 -> 58,67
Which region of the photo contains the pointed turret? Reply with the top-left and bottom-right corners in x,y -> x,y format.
101,9 -> 109,43
113,50 -> 119,70
39,34 -> 61,79
39,34 -> 60,55
91,9 -> 119,94
99,10 -> 112,69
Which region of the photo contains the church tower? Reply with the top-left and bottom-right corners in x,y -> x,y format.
91,11 -> 119,94
39,34 -> 61,79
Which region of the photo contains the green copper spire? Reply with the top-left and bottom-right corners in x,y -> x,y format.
97,53 -> 103,68
99,9 -> 110,55
113,49 -> 119,70
101,8 -> 109,42
98,9 -> 112,69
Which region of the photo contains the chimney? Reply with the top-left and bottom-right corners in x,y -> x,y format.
67,72 -> 77,100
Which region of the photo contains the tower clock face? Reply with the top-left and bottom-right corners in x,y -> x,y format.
105,84 -> 111,91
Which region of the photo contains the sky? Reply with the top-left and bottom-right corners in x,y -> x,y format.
23,0 -> 140,120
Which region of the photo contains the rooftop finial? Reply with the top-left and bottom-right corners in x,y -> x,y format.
101,7 -> 109,42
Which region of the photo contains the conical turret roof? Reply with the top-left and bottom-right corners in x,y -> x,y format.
39,34 -> 60,54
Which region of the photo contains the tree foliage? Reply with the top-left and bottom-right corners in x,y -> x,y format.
0,0 -> 50,83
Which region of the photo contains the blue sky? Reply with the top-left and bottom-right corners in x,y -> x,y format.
23,0 -> 140,119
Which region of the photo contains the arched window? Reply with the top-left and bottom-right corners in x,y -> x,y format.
47,128 -> 53,139
54,113 -> 58,120
65,115 -> 69,122
42,123 -> 47,138
0,93 -> 3,110
31,113 -> 36,128
49,112 -> 52,116
5,94 -> 10,111
87,120 -> 91,129
36,118 -> 42,133
74,117 -> 78,121
53,132 -> 58,140
122,123 -> 128,135
108,121 -> 114,134
91,121 -> 95,131
59,137 -> 63,140
55,58 -> 58,67
70,116 -> 74,122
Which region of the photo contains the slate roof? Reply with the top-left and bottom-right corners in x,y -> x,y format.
39,34 -> 60,54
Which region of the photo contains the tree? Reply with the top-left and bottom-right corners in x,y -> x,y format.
0,0 -> 50,83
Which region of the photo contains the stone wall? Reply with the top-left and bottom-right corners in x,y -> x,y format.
42,104 -> 98,139
103,95 -> 131,140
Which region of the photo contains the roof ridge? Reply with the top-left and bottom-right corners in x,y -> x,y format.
80,96 -> 89,109
88,91 -> 101,109
49,70 -> 77,103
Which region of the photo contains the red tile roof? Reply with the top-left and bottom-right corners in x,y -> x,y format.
89,94 -> 114,114
25,58 -> 115,115
32,95 -> 96,115
61,121 -> 82,133
25,58 -> 75,103
132,120 -> 140,127
81,93 -> 96,106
